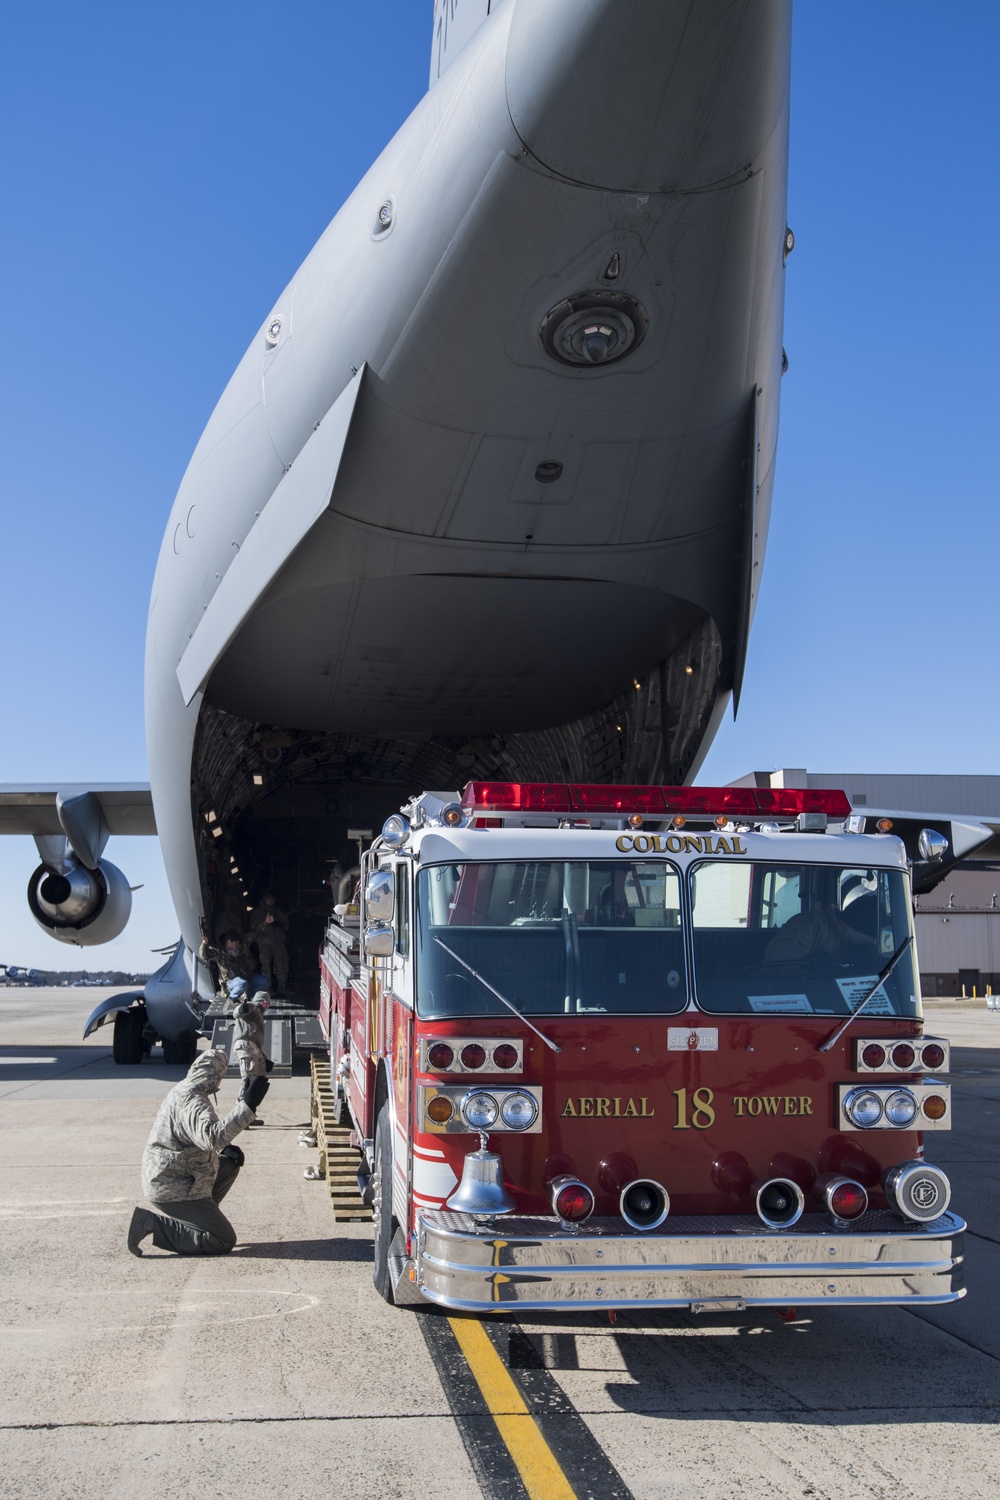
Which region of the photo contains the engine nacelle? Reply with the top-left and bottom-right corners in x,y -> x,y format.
27,859 -> 132,946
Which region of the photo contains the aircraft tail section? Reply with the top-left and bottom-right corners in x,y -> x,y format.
430,0 -> 493,87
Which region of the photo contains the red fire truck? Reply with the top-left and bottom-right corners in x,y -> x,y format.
318,782 -> 964,1312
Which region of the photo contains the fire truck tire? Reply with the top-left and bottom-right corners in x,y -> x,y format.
372,1104 -> 397,1304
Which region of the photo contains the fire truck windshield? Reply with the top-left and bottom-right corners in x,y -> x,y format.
415,860 -> 688,1017
690,862 -> 921,1018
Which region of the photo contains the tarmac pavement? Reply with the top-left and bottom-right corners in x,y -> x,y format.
0,989 -> 997,1499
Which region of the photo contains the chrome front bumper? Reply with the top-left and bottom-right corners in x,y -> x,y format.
413,1209 -> 966,1312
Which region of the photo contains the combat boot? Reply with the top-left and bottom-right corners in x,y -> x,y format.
127,1206 -> 158,1256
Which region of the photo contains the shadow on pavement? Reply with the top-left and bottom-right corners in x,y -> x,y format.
0,1043 -> 188,1082
233,1238 -> 372,1261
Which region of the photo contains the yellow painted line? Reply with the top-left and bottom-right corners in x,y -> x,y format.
447,1315 -> 577,1500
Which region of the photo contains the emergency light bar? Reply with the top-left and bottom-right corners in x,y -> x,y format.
460,782 -> 852,819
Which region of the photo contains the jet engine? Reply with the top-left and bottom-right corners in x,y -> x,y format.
27,858 -> 132,946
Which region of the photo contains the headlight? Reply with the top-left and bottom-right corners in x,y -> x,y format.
462,1091 -> 499,1131
845,1088 -> 884,1128
883,1089 -> 918,1127
499,1091 -> 539,1131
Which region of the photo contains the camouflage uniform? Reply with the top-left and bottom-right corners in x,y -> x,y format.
199,935 -> 257,989
231,994 -> 268,1081
250,901 -> 290,992
130,1048 -> 257,1255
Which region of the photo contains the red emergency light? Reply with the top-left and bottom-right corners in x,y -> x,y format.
460,782 -> 852,819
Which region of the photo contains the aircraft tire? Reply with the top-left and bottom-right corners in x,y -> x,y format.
112,1007 -> 144,1066
162,1036 -> 198,1066
371,1103 -> 396,1305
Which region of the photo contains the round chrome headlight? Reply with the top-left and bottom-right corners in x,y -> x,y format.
499,1091 -> 538,1131
381,814 -> 410,848
845,1088 -> 884,1128
883,1089 -> 918,1127
462,1091 -> 499,1131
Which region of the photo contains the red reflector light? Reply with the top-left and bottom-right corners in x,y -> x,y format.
461,1043 -> 487,1070
861,1043 -> 886,1069
921,1043 -> 945,1070
830,1181 -> 868,1220
492,1043 -> 518,1070
753,787 -> 853,818
891,1043 -> 916,1070
460,782 -> 853,819
553,1182 -> 594,1222
427,1042 -> 454,1071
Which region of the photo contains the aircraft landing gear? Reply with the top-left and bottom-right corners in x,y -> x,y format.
112,1006 -> 146,1065
162,1035 -> 198,1066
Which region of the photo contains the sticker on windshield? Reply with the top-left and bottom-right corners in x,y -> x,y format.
836,976 -> 894,1014
748,994 -> 813,1013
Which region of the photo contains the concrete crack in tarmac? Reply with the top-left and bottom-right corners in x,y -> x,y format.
968,1229 -> 1000,1248
2,1401 -> 998,1433
901,1306 -> 1000,1364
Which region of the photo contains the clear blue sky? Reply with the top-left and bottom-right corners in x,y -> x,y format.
1,3 -> 997,970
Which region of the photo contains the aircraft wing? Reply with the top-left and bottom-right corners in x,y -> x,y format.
0,785 -> 156,839
861,807 -> 997,894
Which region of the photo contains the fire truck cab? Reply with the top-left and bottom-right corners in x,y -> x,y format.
319,782 -> 965,1312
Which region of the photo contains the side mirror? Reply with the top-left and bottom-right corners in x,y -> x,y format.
917,828 -> 948,862
364,921 -> 394,958
365,868 -> 395,923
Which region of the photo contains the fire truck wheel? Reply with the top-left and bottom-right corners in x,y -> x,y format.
372,1103 -> 397,1304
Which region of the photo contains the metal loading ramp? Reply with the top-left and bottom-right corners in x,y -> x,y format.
309,1056 -> 372,1222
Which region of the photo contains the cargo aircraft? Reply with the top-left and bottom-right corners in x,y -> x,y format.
1,0 -> 852,1058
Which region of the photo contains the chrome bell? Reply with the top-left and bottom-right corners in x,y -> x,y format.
446,1138 -> 515,1219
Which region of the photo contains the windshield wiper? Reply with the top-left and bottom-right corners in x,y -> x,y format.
817,935 -> 914,1054
432,935 -> 561,1054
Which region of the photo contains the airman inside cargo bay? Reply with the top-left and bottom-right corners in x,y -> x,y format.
251,894 -> 290,996
200,926 -> 268,996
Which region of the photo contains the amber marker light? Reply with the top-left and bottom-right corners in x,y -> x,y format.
876,817 -> 894,833
671,815 -> 686,829
923,1094 -> 948,1121
427,1096 -> 454,1124
627,813 -> 644,829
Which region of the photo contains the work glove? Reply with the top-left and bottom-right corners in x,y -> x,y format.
241,1075 -> 270,1112
265,1056 -> 274,1074
220,1143 -> 245,1167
